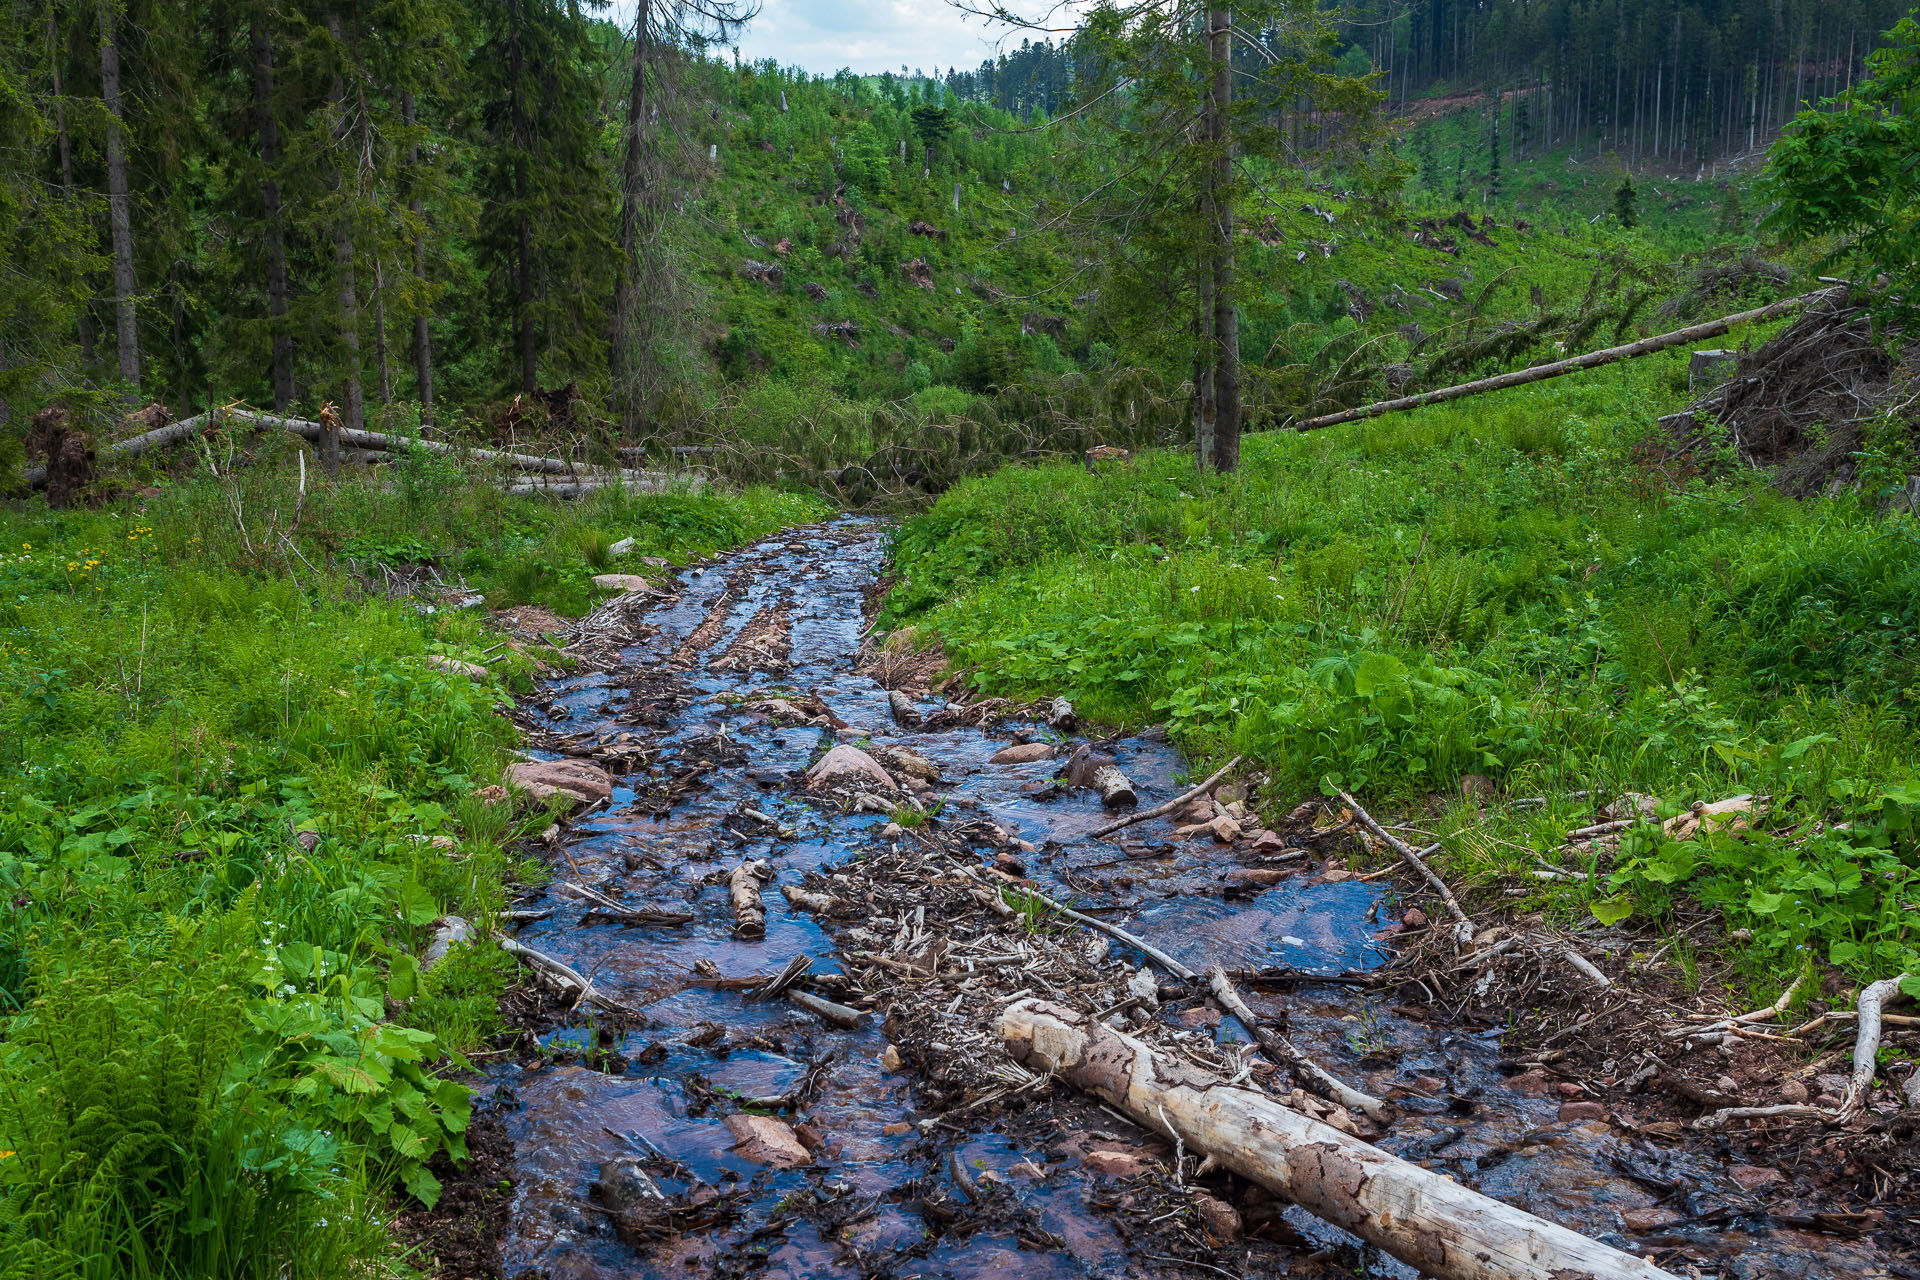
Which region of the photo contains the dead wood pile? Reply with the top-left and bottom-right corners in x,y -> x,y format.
1664,292 -> 1918,496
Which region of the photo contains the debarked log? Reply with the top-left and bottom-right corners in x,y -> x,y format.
730,859 -> 774,938
1001,1000 -> 1677,1280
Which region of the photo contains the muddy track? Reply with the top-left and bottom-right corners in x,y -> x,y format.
464,518 -> 1890,1280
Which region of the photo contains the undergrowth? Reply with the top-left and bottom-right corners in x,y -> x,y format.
887,350 -> 1920,995
0,463 -> 820,1276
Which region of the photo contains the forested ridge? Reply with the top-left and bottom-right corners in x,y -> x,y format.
1,0 -> 1889,464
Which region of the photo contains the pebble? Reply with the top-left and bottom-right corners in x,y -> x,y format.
1193,1192 -> 1242,1245
1402,907 -> 1428,928
1082,1149 -> 1155,1177
881,1122 -> 913,1137
990,742 -> 1057,764
1780,1079 -> 1809,1104
1558,1100 -> 1607,1122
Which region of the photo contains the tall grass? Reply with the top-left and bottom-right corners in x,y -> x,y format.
0,462 -> 824,1274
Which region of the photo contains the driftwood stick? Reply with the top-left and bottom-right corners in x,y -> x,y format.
1840,973 -> 1911,1119
1089,755 -> 1243,839
498,935 -> 633,1015
1206,964 -> 1390,1124
1003,1000 -> 1677,1280
1289,288 -> 1842,433
785,988 -> 868,1029
972,867 -> 1194,979
1339,791 -> 1474,948
1558,945 -> 1612,991
1663,972 -> 1803,1040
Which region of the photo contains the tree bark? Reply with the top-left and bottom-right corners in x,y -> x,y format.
1290,288 -> 1839,433
1208,4 -> 1241,472
1002,1000 -> 1678,1280
510,0 -> 536,396
402,92 -> 433,424
611,0 -> 650,429
327,10 -> 363,463
97,0 -> 140,390
251,9 -> 293,411
48,9 -> 95,367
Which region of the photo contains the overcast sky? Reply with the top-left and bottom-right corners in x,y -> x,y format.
608,0 -> 1069,78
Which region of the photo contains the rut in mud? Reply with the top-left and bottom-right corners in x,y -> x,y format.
473,519 -> 1890,1280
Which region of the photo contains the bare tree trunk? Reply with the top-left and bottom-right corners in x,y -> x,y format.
509,0 -> 536,396
373,257 -> 392,417
1291,288 -> 1836,433
97,0 -> 140,390
1208,4 -> 1241,472
48,9 -> 96,367
402,91 -> 433,424
327,10 -> 362,463
611,0 -> 650,432
251,10 -> 293,410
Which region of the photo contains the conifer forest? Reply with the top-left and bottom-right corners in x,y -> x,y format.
1,0 -> 1919,1276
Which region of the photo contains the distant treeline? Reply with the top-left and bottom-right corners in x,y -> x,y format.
943,0 -> 1911,168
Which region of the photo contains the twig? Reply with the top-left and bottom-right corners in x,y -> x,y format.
497,935 -> 635,1016
1339,791 -> 1474,949
1663,973 -> 1804,1040
1206,964 -> 1390,1124
1089,756 -> 1243,839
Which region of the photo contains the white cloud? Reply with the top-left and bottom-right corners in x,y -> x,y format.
607,0 -> 1075,78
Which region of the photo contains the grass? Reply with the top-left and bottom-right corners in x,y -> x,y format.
887,348 -> 1920,998
0,457 -> 825,1277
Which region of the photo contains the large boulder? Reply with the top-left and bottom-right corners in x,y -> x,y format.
506,759 -> 613,810
806,744 -> 898,793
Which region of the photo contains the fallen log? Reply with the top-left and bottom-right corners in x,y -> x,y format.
26,404 -> 678,489
887,690 -> 922,727
729,860 -> 774,938
1288,288 -> 1843,434
1002,1000 -> 1677,1280
1090,755 -> 1243,839
785,988 -> 867,1029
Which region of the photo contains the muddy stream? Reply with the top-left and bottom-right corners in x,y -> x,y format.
479,519 -> 1869,1280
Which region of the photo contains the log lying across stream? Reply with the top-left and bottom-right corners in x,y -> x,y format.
1002,1000 -> 1677,1280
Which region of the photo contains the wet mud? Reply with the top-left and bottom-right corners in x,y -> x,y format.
471,518 -> 1898,1280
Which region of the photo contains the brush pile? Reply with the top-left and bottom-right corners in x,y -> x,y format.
1663,291 -> 1918,495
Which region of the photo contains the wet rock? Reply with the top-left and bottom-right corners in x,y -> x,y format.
1208,815 -> 1242,843
1194,1193 -> 1242,1245
591,573 -> 651,594
428,655 -> 488,680
875,744 -> 940,782
1173,822 -> 1216,841
1319,868 -> 1353,883
1556,1082 -> 1585,1098
791,1122 -> 827,1152
1082,1149 -> 1155,1177
1248,829 -> 1292,854
1227,867 -> 1289,889
807,744 -> 898,793
1728,1164 -> 1785,1193
881,1122 -> 913,1137
1174,796 -> 1218,825
1558,1101 -> 1607,1122
1622,1206 -> 1685,1233
1402,907 -> 1429,929
993,850 -> 1027,877
990,742 -> 1056,764
1176,1006 -> 1222,1029
1008,1160 -> 1049,1180
723,1114 -> 812,1169
590,1157 -> 660,1212
881,1044 -> 903,1072
1502,1069 -> 1553,1096
1780,1079 -> 1809,1104
505,759 -> 613,810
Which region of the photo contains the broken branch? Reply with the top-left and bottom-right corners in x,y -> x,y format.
1089,756 -> 1243,839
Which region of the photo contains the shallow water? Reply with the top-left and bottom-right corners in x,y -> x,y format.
487,518 -> 1868,1280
